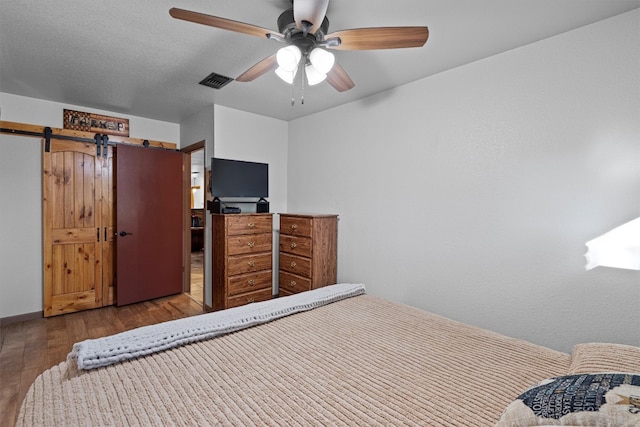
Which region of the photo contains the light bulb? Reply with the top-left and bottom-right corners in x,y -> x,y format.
305,64 -> 326,86
275,66 -> 297,84
309,48 -> 335,74
276,45 -> 301,72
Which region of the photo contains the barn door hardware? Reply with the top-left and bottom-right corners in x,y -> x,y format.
0,125 -> 60,152
42,128 -> 96,151
102,134 -> 109,157
94,134 -> 110,157
0,126 -> 114,153
95,133 -> 102,156
44,127 -> 52,152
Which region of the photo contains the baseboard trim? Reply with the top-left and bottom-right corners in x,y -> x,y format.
0,311 -> 44,326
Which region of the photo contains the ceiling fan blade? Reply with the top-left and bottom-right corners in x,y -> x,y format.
326,27 -> 429,50
293,0 -> 329,34
236,54 -> 278,82
169,7 -> 283,39
326,63 -> 355,92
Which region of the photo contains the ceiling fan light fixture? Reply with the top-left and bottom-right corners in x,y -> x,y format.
276,45 -> 302,72
309,47 -> 335,74
275,65 -> 298,84
305,63 -> 326,86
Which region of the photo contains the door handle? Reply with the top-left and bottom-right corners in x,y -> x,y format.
119,231 -> 132,237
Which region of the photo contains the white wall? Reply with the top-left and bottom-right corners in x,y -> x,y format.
0,93 -> 180,318
0,135 -> 43,317
287,11 -> 640,352
213,105 -> 288,295
180,106 -> 214,151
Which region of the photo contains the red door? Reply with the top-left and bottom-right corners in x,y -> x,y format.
115,144 -> 184,305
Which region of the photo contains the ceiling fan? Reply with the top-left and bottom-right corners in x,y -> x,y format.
169,0 -> 429,94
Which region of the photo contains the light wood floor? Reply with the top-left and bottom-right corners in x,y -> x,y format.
0,293 -> 203,427
188,250 -> 204,304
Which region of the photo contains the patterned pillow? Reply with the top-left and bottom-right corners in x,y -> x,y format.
495,373 -> 640,426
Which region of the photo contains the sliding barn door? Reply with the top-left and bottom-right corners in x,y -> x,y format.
43,139 -> 108,316
115,144 -> 184,305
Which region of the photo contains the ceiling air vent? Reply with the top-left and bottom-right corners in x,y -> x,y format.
199,72 -> 234,89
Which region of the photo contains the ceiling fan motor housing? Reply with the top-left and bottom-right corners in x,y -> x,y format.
277,8 -> 330,55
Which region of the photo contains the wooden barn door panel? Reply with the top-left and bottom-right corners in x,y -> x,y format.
43,140 -> 104,316
115,144 -> 184,306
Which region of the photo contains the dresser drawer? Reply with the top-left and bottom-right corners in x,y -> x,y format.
279,271 -> 311,294
227,253 -> 272,276
279,234 -> 311,257
226,288 -> 272,308
280,216 -> 313,237
279,253 -> 311,278
228,233 -> 272,256
228,270 -> 272,296
226,215 -> 272,235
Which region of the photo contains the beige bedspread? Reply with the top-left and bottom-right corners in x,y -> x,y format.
17,294 -> 572,426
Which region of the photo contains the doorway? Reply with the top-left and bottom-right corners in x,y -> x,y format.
182,142 -> 205,305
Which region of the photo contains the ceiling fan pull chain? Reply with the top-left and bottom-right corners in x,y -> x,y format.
290,75 -> 295,106
300,66 -> 305,105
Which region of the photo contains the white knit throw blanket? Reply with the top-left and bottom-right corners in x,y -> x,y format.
68,283 -> 366,370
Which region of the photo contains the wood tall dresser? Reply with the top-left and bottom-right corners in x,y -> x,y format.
278,214 -> 338,297
212,213 -> 273,310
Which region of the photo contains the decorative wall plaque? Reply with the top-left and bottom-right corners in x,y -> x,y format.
63,109 -> 129,137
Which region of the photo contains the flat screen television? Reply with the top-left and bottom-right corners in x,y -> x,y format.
211,157 -> 269,198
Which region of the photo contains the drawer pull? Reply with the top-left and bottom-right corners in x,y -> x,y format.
290,242 -> 297,249
290,261 -> 297,268
247,297 -> 255,303
248,279 -> 255,286
248,260 -> 255,267
247,241 -> 255,248
290,223 -> 297,230
290,280 -> 297,287
247,222 -> 255,228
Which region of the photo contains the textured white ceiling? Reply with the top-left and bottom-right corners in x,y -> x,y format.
1,0 -> 638,123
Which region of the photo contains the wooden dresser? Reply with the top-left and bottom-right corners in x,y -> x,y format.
212,213 -> 273,310
278,214 -> 338,297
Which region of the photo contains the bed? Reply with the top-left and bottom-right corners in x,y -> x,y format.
16,284 -> 640,426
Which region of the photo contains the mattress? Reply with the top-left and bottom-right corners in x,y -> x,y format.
17,290 -> 573,426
